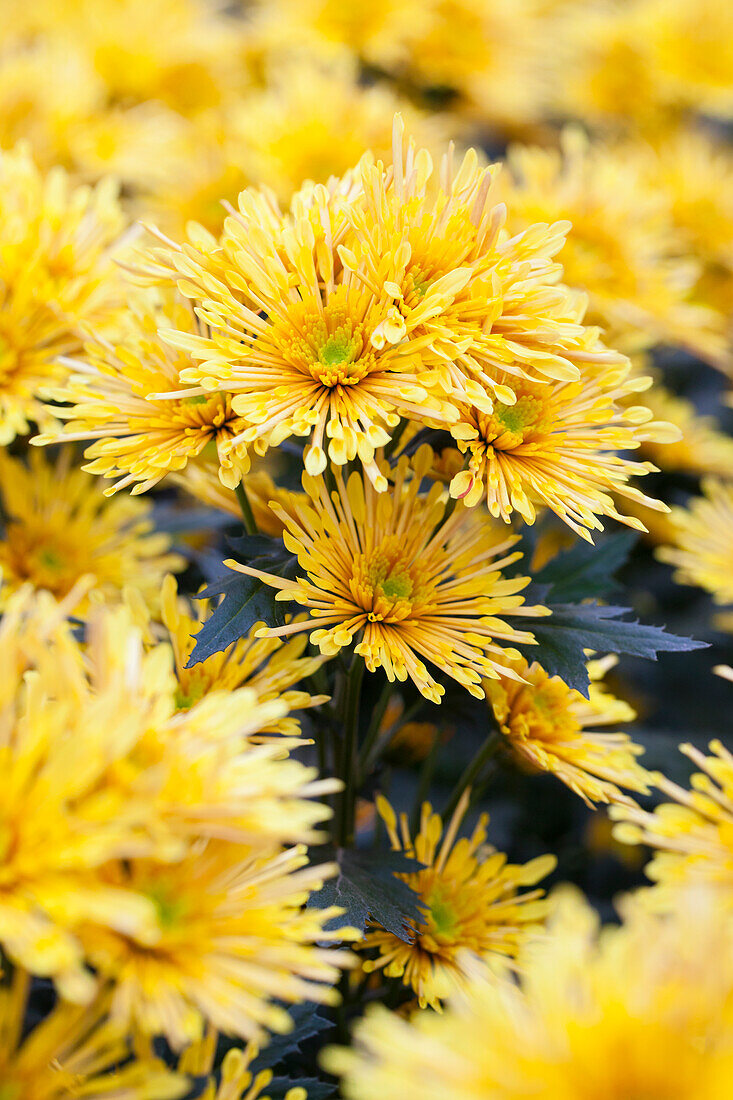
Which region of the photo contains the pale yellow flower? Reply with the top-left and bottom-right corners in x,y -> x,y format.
657,480 -> 733,606
327,889 -> 733,1100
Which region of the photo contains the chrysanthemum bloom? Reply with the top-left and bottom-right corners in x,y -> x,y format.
446,356 -> 677,539
0,144 -> 123,444
485,655 -> 649,807
0,449 -> 182,613
142,573 -> 329,737
657,480 -> 733,607
226,449 -> 549,704
0,589 -> 350,1041
41,0 -> 246,117
0,968 -> 186,1100
641,130 -> 733,324
641,0 -> 733,120
360,791 -> 555,1008
350,117 -> 626,408
84,841 -> 349,1048
502,129 -> 727,366
612,740 -> 733,911
228,54 -> 451,207
36,286 -> 252,493
135,165 -> 456,491
326,889 -> 733,1100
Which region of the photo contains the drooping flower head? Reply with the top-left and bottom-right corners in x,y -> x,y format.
0,587 -> 350,1044
0,448 -> 183,613
485,654 -> 650,807
226,448 -> 550,704
360,790 -> 556,1008
35,286 -> 252,493
612,739 -> 733,911
446,351 -> 677,538
326,889 -> 733,1100
0,144 -> 123,444
0,968 -> 187,1100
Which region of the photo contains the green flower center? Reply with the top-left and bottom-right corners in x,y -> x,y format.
146,883 -> 189,929
427,886 -> 460,939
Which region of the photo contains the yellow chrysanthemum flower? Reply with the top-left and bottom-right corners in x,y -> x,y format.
612,740 -> 733,910
36,286 -> 252,493
0,449 -> 182,613
0,587 -> 349,1041
643,129 -> 733,323
35,0 -> 245,117
0,968 -> 186,1100
502,129 -> 727,366
657,480 -> 733,606
360,790 -> 555,1009
226,449 -> 549,704
261,0 -> 548,135
0,39 -> 103,173
326,889 -> 733,1100
485,655 -> 650,807
446,353 -> 676,539
136,573 -> 329,737
0,144 -> 123,444
136,118 -> 623,490
223,55 -> 452,209
641,0 -> 733,120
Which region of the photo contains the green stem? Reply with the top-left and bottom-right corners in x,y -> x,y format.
442,729 -> 502,821
337,657 -> 365,846
234,481 -> 257,535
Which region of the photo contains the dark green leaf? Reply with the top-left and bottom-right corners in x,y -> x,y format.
186,536 -> 298,666
532,531 -> 637,603
514,602 -> 706,697
249,1003 -> 332,1071
308,848 -> 422,942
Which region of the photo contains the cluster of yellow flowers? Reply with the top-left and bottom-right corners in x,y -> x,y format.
2,0 -> 733,1094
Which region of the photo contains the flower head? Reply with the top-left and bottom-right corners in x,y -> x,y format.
36,286 -> 252,493
178,1028 -> 311,1100
485,654 -> 650,807
135,117 -> 624,490
446,353 -> 677,539
327,889 -> 733,1100
0,448 -> 182,613
612,740 -> 733,911
226,448 -> 549,703
502,129 -> 727,366
0,145 -> 123,444
657,480 -> 733,607
0,587 -> 349,1042
361,790 -> 556,1008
